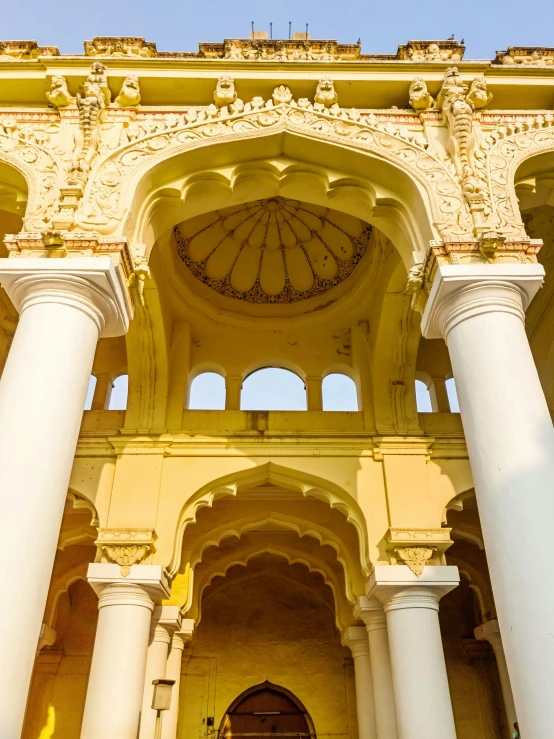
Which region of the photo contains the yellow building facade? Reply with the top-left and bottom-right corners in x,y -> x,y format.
0,33 -> 553,739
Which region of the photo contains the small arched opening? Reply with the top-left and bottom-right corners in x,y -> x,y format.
241,368 -> 307,411
108,374 -> 129,410
189,371 -> 226,410
219,682 -> 315,739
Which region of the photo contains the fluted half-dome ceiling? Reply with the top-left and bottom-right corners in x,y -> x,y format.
174,198 -> 372,304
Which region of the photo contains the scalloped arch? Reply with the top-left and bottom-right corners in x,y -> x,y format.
190,546 -> 352,630
168,461 -> 371,579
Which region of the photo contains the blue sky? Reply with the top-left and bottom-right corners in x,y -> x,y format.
3,0 -> 552,58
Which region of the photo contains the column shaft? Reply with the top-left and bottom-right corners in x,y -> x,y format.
355,598 -> 397,739
342,626 -> 376,739
161,622 -> 194,739
139,606 -> 181,739
422,264 -> 554,737
81,583 -> 154,739
369,566 -> 459,739
0,259 -> 129,738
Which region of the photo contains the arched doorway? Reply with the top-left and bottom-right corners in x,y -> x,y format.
220,682 -> 315,739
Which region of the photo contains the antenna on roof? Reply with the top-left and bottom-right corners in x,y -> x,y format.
251,21 -> 254,35
289,22 -> 291,40
306,23 -> 309,40
270,22 -> 273,39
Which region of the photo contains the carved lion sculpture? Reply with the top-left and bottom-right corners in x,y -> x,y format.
314,78 -> 338,108
467,76 -> 493,109
408,77 -> 434,111
46,75 -> 75,108
115,74 -> 141,107
214,76 -> 237,107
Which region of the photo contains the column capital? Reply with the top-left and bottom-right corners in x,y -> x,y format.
0,256 -> 132,336
87,563 -> 171,605
474,618 -> 503,652
150,605 -> 182,645
367,565 -> 459,612
421,263 -> 544,340
171,618 -> 195,650
341,625 -> 370,658
353,596 -> 387,630
37,622 -> 57,651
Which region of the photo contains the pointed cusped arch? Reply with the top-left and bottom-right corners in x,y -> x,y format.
189,544 -> 354,630
0,139 -> 62,231
487,126 -> 554,239
76,105 -> 473,264
167,461 -> 371,579
188,510 -> 365,596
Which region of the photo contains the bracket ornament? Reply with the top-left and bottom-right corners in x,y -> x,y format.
95,528 -> 157,576
393,546 -> 436,576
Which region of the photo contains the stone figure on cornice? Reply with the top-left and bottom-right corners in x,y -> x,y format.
115,75 -> 141,107
46,75 -> 75,108
314,78 -> 339,110
408,77 -> 435,111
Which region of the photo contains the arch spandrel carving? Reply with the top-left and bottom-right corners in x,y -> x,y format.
74,104 -> 469,248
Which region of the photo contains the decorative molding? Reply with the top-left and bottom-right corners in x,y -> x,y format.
391,546 -> 436,576
4,231 -> 135,280
385,527 -> 453,574
95,528 -> 157,576
398,40 -> 465,62
494,47 -> 554,66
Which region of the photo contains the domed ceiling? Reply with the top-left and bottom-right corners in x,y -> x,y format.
174,197 -> 372,304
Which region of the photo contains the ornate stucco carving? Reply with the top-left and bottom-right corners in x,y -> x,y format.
115,75 -> 141,107
95,528 -> 157,576
495,47 -> 554,66
393,546 -> 436,576
0,40 -> 59,59
408,77 -> 434,111
85,37 -> 157,57
398,40 -> 465,62
46,76 -> 75,109
384,527 -> 453,574
1,57 -> 554,252
174,196 -> 372,303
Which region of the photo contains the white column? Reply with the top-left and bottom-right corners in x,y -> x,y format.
369,566 -> 459,739
475,619 -> 517,735
0,258 -> 130,739
354,597 -> 397,739
139,606 -> 182,739
342,626 -> 377,739
81,564 -> 170,739
422,263 -> 554,738
162,619 -> 195,739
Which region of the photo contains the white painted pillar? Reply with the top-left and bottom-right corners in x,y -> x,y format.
475,619 -> 517,735
81,564 -> 170,739
0,258 -> 130,739
342,626 -> 377,739
369,566 -> 459,739
355,597 -> 397,739
422,263 -> 554,738
139,606 -> 182,739
162,620 -> 195,739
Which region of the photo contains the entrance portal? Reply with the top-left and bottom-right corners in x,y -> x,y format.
220,682 -> 315,739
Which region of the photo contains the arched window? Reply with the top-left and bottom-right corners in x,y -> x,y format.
84,375 -> 96,410
446,377 -> 460,412
189,372 -> 226,410
109,375 -> 129,410
241,368 -> 307,411
415,379 -> 433,413
322,373 -> 359,411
